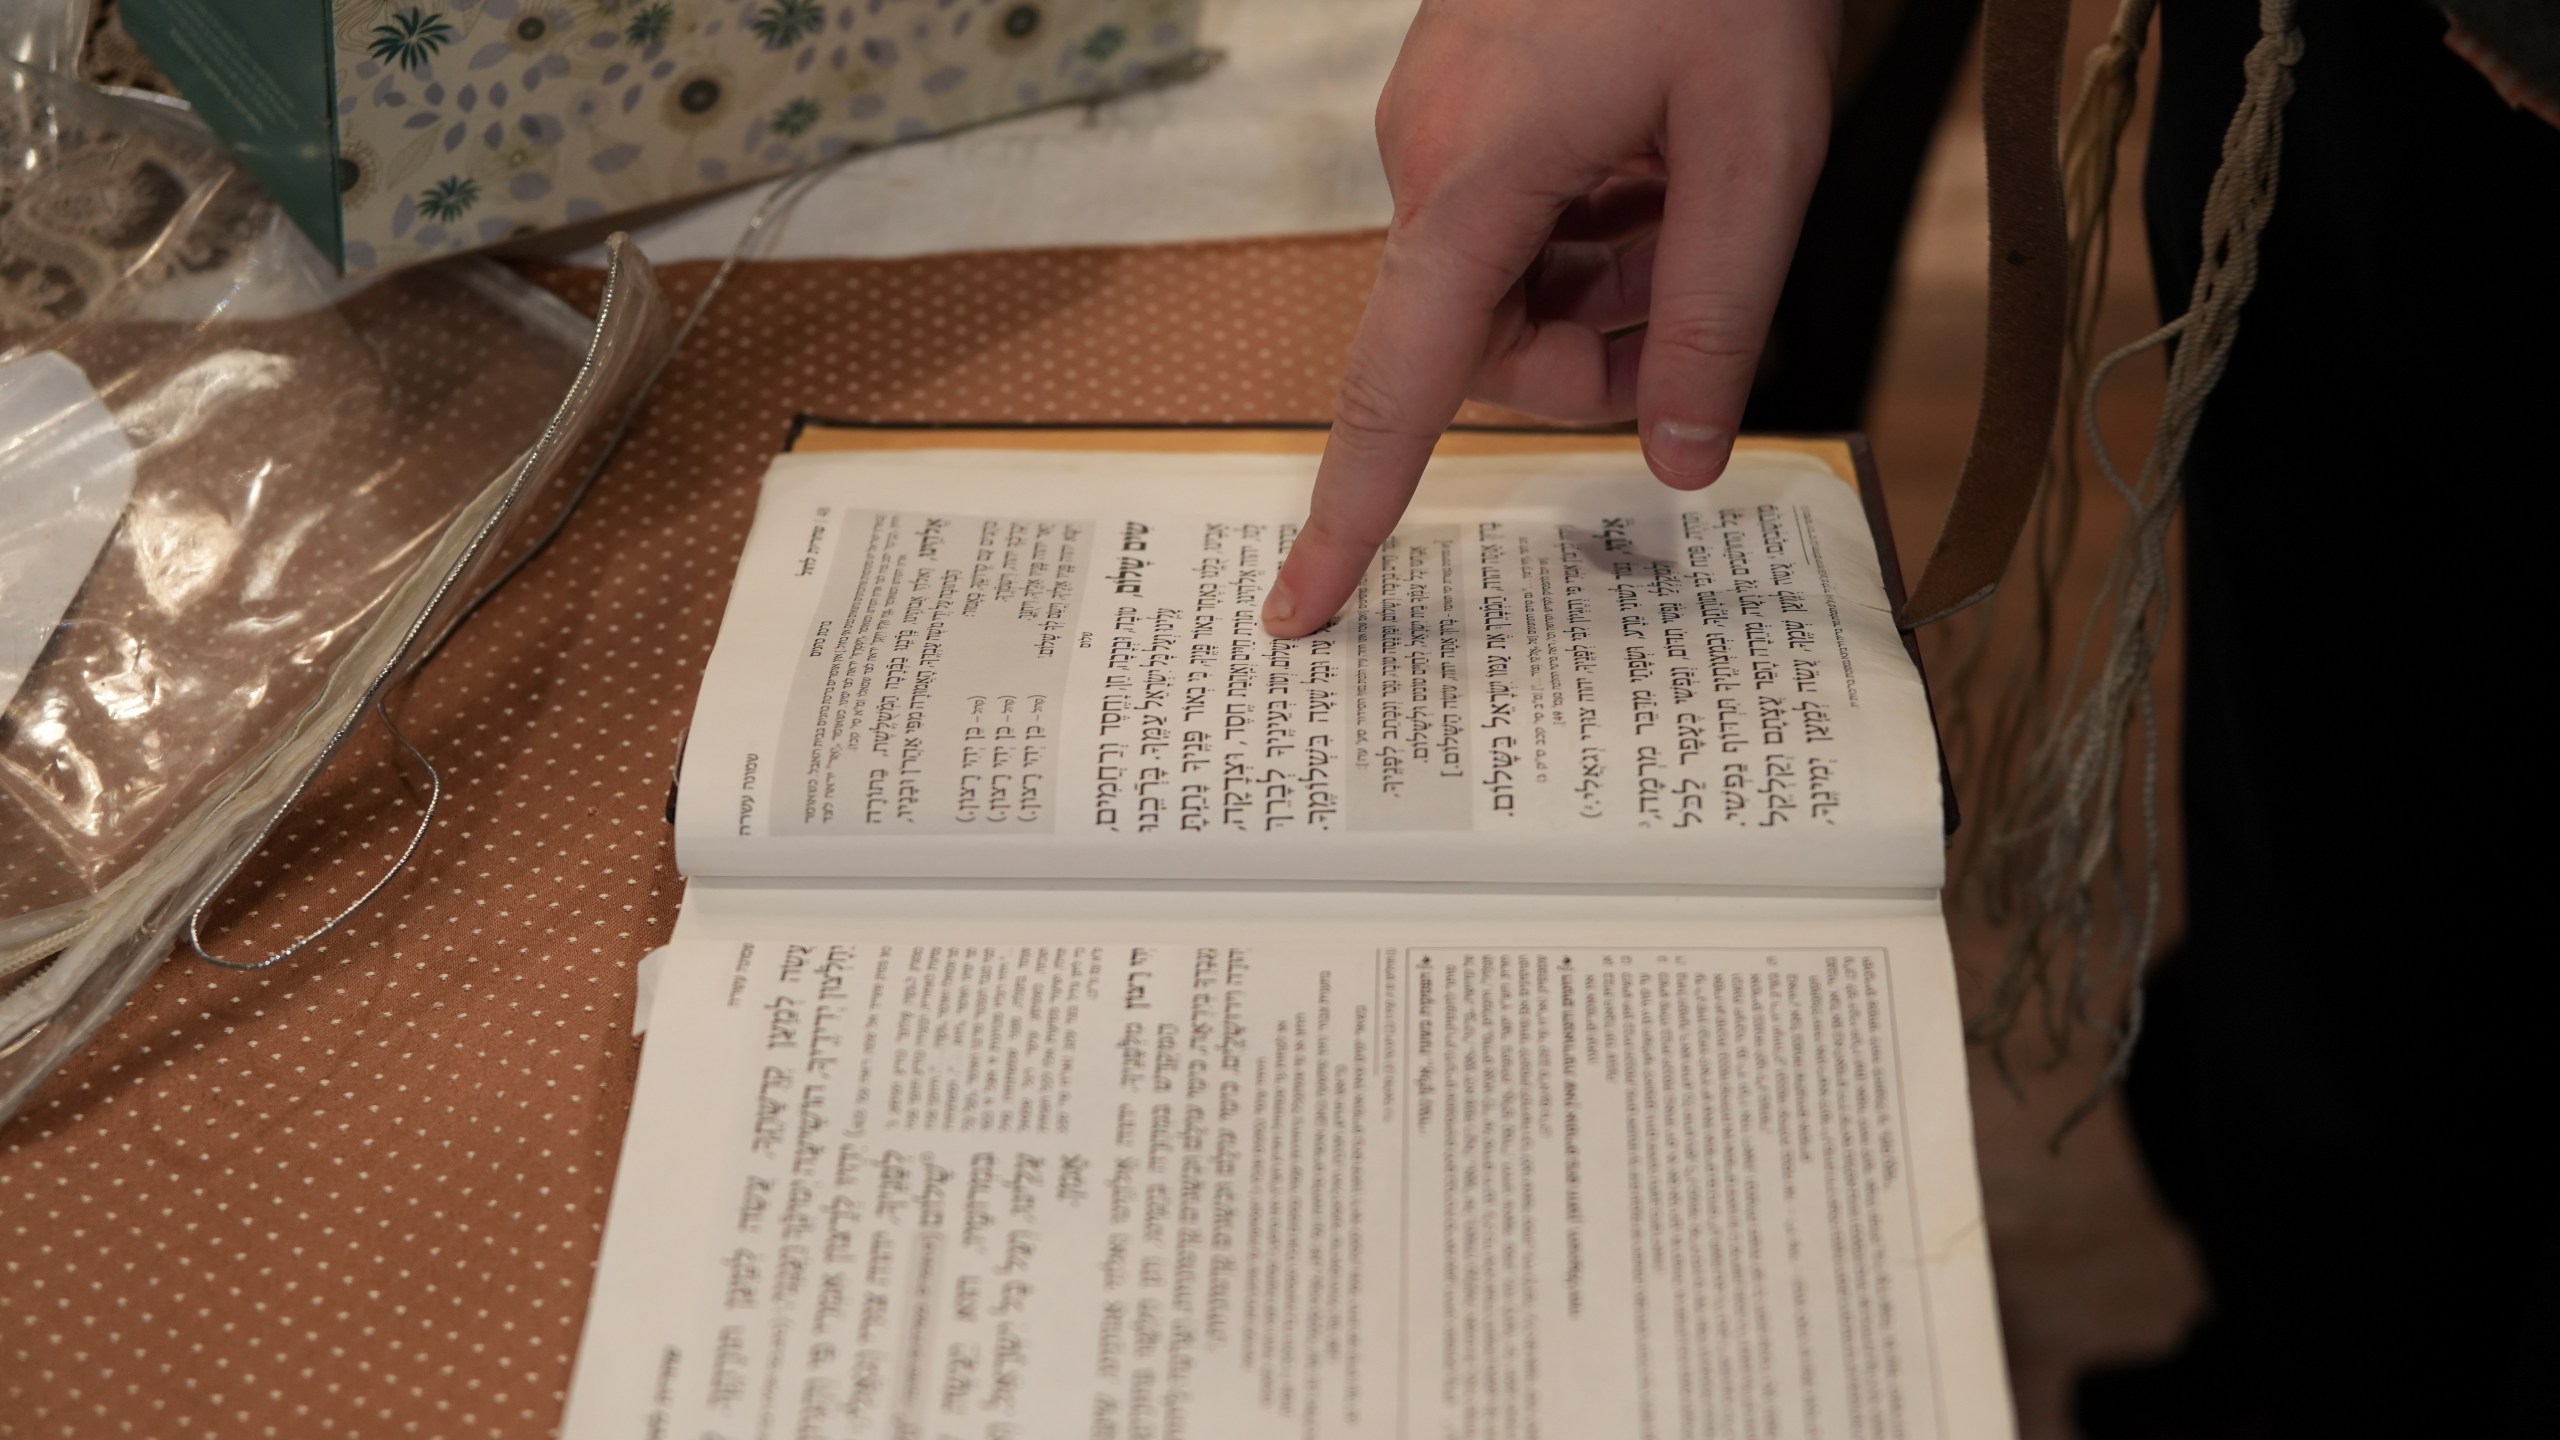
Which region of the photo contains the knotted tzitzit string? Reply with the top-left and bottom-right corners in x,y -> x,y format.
1941,0 -> 2156,932
1966,0 -> 2302,1125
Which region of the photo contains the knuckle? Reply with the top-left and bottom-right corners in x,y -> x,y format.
1329,364 -> 1436,452
1372,75 -> 1405,149
1699,104 -> 1832,195
1377,200 -> 1523,305
1381,194 -> 1437,248
1645,305 -> 1766,374
1379,123 -> 1464,214
1301,508 -> 1396,554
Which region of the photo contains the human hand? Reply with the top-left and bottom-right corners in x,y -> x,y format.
1261,0 -> 1840,636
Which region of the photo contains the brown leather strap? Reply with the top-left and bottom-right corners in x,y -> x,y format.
1899,0 -> 2072,627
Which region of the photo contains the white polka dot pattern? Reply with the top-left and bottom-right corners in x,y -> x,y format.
0,233 -> 1434,1436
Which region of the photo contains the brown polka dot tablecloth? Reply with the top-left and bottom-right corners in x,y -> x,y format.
0,233 -> 1421,1437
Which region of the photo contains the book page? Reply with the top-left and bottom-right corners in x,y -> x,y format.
561,903 -> 2010,1440
676,444 -> 1941,891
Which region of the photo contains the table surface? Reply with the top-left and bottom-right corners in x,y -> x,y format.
0,233 -> 1465,1438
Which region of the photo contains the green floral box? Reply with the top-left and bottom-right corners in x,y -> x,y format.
118,0 -> 1204,274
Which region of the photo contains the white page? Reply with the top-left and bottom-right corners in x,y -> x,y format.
676,446 -> 1942,892
562,901 -> 2010,1440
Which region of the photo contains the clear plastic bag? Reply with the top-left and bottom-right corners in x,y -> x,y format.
0,55 -> 676,1124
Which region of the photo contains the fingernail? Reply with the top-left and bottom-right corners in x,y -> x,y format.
1646,420 -> 1732,488
1262,581 -> 1297,633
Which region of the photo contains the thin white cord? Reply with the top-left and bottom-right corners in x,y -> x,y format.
184,157 -> 853,972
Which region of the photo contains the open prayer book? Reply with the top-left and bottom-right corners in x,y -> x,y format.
562,426 -> 2013,1439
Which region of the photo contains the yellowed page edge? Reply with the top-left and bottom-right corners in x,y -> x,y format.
786,423 -> 1859,488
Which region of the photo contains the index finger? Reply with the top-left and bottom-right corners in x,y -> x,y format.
1262,201 -> 1551,638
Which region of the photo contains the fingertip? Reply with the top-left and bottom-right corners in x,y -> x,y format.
1263,564 -> 1341,638
1260,576 -> 1301,637
1642,419 -> 1732,490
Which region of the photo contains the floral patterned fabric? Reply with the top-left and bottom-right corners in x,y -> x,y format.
331,0 -> 1202,271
